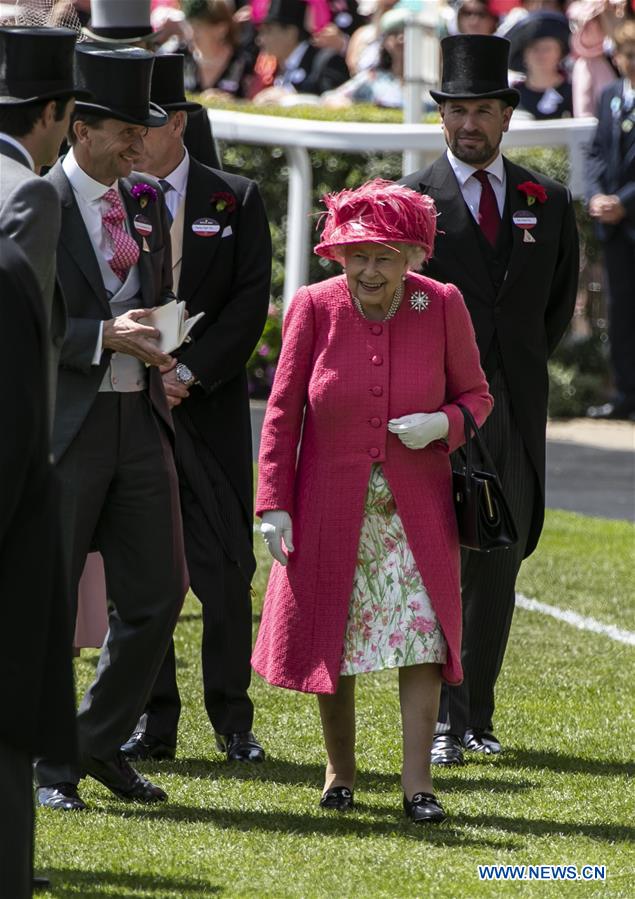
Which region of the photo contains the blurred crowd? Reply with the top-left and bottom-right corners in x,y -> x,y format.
17,0 -> 633,117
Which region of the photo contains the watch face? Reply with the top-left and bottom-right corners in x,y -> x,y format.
177,364 -> 193,384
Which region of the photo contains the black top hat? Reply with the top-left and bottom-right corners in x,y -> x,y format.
82,0 -> 157,44
74,46 -> 167,128
507,13 -> 571,74
263,0 -> 308,31
430,35 -> 520,108
150,54 -> 201,114
0,26 -> 91,106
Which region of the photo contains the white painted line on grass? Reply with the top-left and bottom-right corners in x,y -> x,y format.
516,593 -> 635,646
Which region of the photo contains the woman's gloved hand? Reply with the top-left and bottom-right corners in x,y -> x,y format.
388,411 -> 449,450
260,510 -> 294,566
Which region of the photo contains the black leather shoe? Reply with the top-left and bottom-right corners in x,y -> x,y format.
214,731 -> 265,763
464,729 -> 502,755
33,876 -> 51,891
431,734 -> 464,766
35,783 -> 87,811
121,732 -> 176,761
587,402 -> 635,421
403,792 -> 446,824
81,751 -> 167,802
319,786 -> 354,811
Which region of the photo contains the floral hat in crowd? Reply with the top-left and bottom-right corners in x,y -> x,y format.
314,179 -> 438,261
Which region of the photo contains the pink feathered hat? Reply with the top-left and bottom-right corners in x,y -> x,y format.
314,179 -> 437,262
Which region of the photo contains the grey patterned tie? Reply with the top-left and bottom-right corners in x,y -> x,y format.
158,179 -> 174,227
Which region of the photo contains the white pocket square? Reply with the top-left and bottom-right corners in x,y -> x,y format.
221,225 -> 233,238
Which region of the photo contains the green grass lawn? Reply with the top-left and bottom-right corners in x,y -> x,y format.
36,510 -> 635,898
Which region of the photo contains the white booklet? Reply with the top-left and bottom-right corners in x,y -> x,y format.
140,300 -> 205,354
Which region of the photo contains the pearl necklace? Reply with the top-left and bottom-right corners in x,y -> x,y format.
350,282 -> 404,322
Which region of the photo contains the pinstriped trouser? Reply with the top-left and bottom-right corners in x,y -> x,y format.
437,369 -> 537,736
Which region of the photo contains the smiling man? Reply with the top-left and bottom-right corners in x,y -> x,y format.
34,46 -> 188,812
402,35 -> 579,766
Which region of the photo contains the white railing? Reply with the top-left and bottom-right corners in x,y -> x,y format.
209,109 -> 597,309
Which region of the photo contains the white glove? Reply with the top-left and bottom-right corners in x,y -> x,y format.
260,510 -> 294,566
388,411 -> 449,450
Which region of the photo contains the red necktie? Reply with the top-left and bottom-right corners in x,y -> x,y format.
473,170 -> 501,247
102,188 -> 140,282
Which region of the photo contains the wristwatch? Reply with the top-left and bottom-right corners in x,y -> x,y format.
175,362 -> 196,387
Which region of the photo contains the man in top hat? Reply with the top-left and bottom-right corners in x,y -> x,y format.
83,0 -> 221,169
254,0 -> 350,102
402,35 -> 578,765
34,45 -> 188,811
0,26 -> 87,422
121,54 -> 271,765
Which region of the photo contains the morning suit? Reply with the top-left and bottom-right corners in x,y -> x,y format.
0,238 -> 76,898
585,78 -> 635,411
0,135 -> 67,421
402,154 -> 579,735
34,155 -> 187,787
134,155 -> 271,744
253,274 -> 492,694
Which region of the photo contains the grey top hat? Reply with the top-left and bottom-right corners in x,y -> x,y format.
74,46 -> 167,128
82,0 -> 158,44
0,26 -> 91,106
430,35 -> 520,108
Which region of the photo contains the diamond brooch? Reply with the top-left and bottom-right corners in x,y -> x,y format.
410,290 -> 430,312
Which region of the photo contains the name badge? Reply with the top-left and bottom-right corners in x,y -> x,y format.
512,210 -> 537,230
192,217 -> 220,238
134,214 -> 153,236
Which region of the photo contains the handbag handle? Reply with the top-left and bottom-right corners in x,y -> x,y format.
457,405 -> 503,490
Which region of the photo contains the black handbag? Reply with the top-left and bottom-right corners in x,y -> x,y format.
452,406 -> 518,552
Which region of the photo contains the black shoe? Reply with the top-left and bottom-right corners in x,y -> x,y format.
35,783 -> 87,811
214,731 -> 265,763
464,729 -> 502,755
403,792 -> 446,824
33,876 -> 51,891
319,786 -> 354,811
81,751 -> 167,802
431,734 -> 464,766
587,402 -> 635,421
121,732 -> 176,761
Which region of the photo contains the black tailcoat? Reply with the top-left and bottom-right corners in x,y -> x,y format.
0,237 -> 77,761
174,157 -> 272,529
46,160 -> 175,462
402,155 -> 579,555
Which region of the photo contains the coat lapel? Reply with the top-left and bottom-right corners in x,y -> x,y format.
120,183 -> 156,309
426,156 -> 494,299
498,160 -> 543,299
47,161 -> 111,317
178,158 -> 230,302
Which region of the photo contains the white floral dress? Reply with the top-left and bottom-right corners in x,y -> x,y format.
340,465 -> 447,675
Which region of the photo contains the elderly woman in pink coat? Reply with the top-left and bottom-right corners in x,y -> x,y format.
253,180 -> 493,823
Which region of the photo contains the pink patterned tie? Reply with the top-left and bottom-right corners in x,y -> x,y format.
101,188 -> 140,282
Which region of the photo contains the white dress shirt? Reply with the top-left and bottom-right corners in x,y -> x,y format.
446,149 -> 506,222
0,131 -> 35,170
150,149 -> 190,221
62,148 -> 137,364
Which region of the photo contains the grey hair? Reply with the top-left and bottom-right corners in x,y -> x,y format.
333,242 -> 427,270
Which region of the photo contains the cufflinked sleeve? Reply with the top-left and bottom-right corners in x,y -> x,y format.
438,283 -> 494,454
255,286 -> 315,517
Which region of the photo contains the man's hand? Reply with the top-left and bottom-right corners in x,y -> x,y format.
102,309 -> 174,367
160,358 -> 189,410
589,194 -> 627,225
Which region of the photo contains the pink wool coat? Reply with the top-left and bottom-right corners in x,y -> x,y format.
253,273 -> 493,694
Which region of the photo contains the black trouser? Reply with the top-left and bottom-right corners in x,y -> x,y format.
135,418 -> 255,745
604,230 -> 635,409
437,371 -> 536,737
0,739 -> 32,899
35,394 -> 186,786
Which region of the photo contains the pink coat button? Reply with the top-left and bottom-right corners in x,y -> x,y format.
371,385 -> 383,397
369,447 -> 380,458
370,324 -> 383,336
371,354 -> 383,365
370,417 -> 381,428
